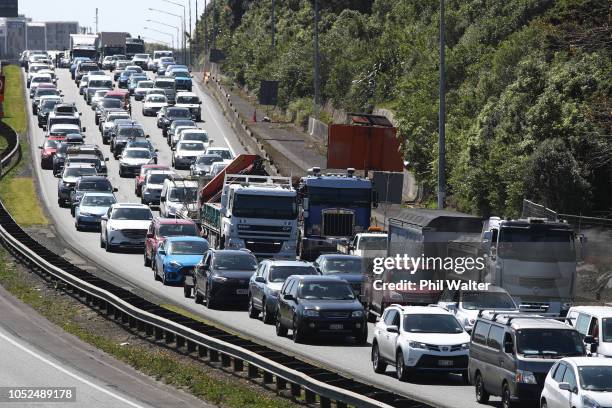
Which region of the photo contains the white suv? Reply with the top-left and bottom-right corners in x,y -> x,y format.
371,305 -> 470,381
100,203 -> 153,252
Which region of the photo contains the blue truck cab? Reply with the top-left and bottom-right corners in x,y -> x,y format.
298,167 -> 377,261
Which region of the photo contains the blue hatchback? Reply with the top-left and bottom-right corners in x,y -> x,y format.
154,236 -> 209,285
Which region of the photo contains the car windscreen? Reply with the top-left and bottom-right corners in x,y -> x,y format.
196,155 -> 221,165
321,258 -> 363,275
127,140 -> 151,149
148,173 -> 172,184
173,72 -> 191,79
269,266 -> 317,282
168,187 -> 198,202
232,194 -> 297,220
208,150 -> 232,160
358,236 -> 387,250
183,132 -> 208,143
101,98 -> 123,108
156,81 -> 175,89
41,100 -> 61,109
89,80 -> 112,88
138,82 -> 154,88
81,195 -> 115,207
578,366 -> 612,391
461,291 -> 517,310
111,208 -> 152,220
169,240 -> 208,255
124,150 -> 151,159
403,314 -> 464,333
167,109 -> 190,118
78,181 -> 112,191
498,226 -> 576,262
43,140 -> 60,148
118,128 -> 145,138
179,142 -> 204,151
108,115 -> 129,122
298,281 -> 355,300
212,254 -> 257,271
135,54 -> 149,59
95,90 -> 109,97
147,95 -> 166,102
516,329 -> 584,357
51,117 -> 80,126
177,96 -> 199,105
308,187 -> 371,208
50,127 -> 78,136
64,167 -> 97,177
36,89 -> 58,97
32,76 -> 52,83
80,64 -> 99,72
158,224 -> 198,237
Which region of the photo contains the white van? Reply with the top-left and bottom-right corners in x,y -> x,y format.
566,306 -> 612,356
159,178 -> 198,218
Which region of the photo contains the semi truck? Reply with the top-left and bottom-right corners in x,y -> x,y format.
69,34 -> 98,60
297,167 -> 378,261
125,37 -> 145,58
97,32 -> 128,60
199,174 -> 299,259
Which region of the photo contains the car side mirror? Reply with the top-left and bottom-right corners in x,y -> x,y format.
283,294 -> 295,301
504,341 -> 514,354
146,233 -> 154,238
558,382 -> 572,392
82,127 -> 86,132
104,157 -> 109,161
79,112 -> 82,116
113,187 -> 118,192
386,326 -> 399,333
42,125 -> 47,131
171,147 -> 176,151
101,215 -> 108,221
209,139 -> 214,145
38,145 -> 43,149
584,335 -> 595,344
154,149 -> 159,152
117,155 -> 122,159
146,134 -> 150,138
255,276 -> 265,283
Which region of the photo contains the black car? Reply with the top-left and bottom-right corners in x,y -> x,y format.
110,124 -> 146,159
52,139 -> 86,175
95,98 -> 124,125
53,102 -> 79,116
313,254 -> 365,297
37,98 -> 62,127
31,88 -> 61,114
274,275 -> 367,344
63,154 -> 108,179
193,249 -> 258,309
157,107 -> 191,137
69,176 -> 116,216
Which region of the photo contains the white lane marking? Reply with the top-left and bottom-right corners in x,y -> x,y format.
0,331 -> 146,408
194,82 -> 237,156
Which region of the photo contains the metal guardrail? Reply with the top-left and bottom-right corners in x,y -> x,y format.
0,66 -> 430,408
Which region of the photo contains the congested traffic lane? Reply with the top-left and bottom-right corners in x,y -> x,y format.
27,68 -> 487,408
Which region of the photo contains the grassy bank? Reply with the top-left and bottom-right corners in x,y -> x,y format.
0,247 -> 298,408
0,64 -> 47,226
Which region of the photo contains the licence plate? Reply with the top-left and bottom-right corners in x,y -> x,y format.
438,360 -> 453,366
329,324 -> 343,330
236,289 -> 248,295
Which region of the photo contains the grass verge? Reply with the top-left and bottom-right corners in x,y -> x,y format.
0,64 -> 47,226
0,248 -> 298,408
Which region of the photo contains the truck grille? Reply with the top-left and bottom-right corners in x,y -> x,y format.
322,209 -> 354,237
122,229 -> 147,239
518,277 -> 556,289
244,240 -> 283,254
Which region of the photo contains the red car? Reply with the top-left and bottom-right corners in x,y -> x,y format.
105,89 -> 131,113
144,218 -> 200,268
38,136 -> 65,169
135,164 -> 170,196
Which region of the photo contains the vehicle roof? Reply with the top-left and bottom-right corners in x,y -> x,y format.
357,233 -> 388,238
155,78 -> 175,82
88,75 -> 112,80
155,217 -> 196,225
480,314 -> 573,330
207,147 -> 231,151
123,147 -> 150,152
562,357 -> 612,367
163,179 -> 198,188
178,141 -> 205,147
317,254 -> 362,261
288,275 -> 348,282
210,249 -> 255,257
106,90 -> 128,96
111,203 -> 150,209
567,306 -> 612,318
64,163 -> 96,169
176,92 -> 197,97
76,176 -> 109,183
147,170 -> 175,176
164,236 -> 207,243
49,112 -> 79,119
142,164 -> 169,170
262,260 -> 314,267
81,192 -> 115,197
393,305 -> 453,315
50,123 -> 80,129
182,129 -> 207,134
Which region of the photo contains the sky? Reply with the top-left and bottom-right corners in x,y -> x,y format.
18,0 -> 203,46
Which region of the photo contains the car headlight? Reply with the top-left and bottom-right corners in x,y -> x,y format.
212,276 -> 227,283
351,310 -> 364,318
582,395 -> 601,408
515,370 -> 537,384
169,260 -> 182,268
461,342 -> 470,350
304,309 -> 319,317
408,341 -> 427,349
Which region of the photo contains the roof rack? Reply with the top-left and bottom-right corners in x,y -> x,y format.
479,311 -> 567,325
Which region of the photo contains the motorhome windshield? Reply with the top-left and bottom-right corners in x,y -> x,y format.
232,194 -> 297,220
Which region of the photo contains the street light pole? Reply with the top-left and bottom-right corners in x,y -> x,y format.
144,27 -> 175,50
146,19 -> 180,54
437,0 -> 446,210
162,0 -> 187,65
271,0 -> 275,48
313,0 -> 320,117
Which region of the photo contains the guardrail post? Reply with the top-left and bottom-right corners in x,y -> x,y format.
221,353 -> 231,367
137,320 -> 145,332
209,349 -> 219,362
114,308 -> 121,320
290,383 -> 301,397
304,389 -> 316,404
155,327 -> 163,340
176,336 -> 185,349
129,316 -> 137,328
165,331 -> 175,344
232,358 -> 243,372
247,363 -> 259,379
121,313 -> 128,325
275,376 -> 287,392
145,323 -> 153,337
198,345 -> 208,358
187,340 -> 196,353
320,396 -> 331,408
263,371 -> 273,384
336,401 -> 347,408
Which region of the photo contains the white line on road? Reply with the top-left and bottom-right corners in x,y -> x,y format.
0,331 -> 146,408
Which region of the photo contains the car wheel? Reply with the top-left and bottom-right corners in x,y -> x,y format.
275,311 -> 288,337
75,222 -> 81,232
99,234 -> 105,248
95,116 -> 99,125
194,288 -> 204,304
248,297 -> 259,319
119,168 -> 124,177
153,266 -> 161,281
501,383 -> 513,408
262,299 -> 273,324
105,241 -> 114,253
70,206 -> 75,217
206,286 -> 216,309
293,316 -> 306,344
143,250 -> 151,267
395,350 -> 410,381
372,343 -> 387,374
475,373 -> 490,403
161,269 -> 168,285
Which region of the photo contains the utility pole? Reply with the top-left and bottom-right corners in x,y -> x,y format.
188,0 -> 192,65
271,0 -> 275,48
203,0 -> 208,53
95,8 -> 99,33
313,0 -> 320,117
437,0 -> 446,209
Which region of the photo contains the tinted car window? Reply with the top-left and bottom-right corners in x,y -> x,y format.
78,181 -> 112,191
268,265 -> 317,282
168,240 -> 208,255
403,314 -> 464,334
81,195 -> 115,206
111,208 -> 152,220
384,309 -> 398,326
562,365 -> 577,390
100,98 -> 122,108
212,253 -> 257,271
578,366 -> 612,391
487,325 -> 504,350
552,363 -> 566,382
298,281 -> 355,300
473,321 -> 490,345
158,224 -> 198,237
320,258 -> 363,274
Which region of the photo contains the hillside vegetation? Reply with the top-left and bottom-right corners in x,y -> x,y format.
196,0 -> 611,217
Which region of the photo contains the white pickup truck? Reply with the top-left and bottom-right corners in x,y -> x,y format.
337,232 -> 388,258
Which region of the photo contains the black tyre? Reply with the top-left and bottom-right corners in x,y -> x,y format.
194,289 -> 204,304
475,373 -> 490,403
541,399 -> 548,408
261,299 -> 273,324
206,287 -> 217,309
372,343 -> 387,373
293,317 -> 306,343
275,312 -> 288,337
248,297 -> 258,319
183,285 -> 192,298
355,329 -> 368,345
501,383 -> 513,408
99,234 -> 104,248
143,250 -> 151,267
395,350 -> 410,381
153,266 -> 161,281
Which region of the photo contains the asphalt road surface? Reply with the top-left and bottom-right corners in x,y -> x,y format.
0,285 -> 209,408
26,68 -> 496,408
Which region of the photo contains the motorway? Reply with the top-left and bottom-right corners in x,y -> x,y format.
0,285 -> 208,408
26,68 -> 496,408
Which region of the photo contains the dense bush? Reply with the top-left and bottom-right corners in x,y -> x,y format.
196,0 -> 611,217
